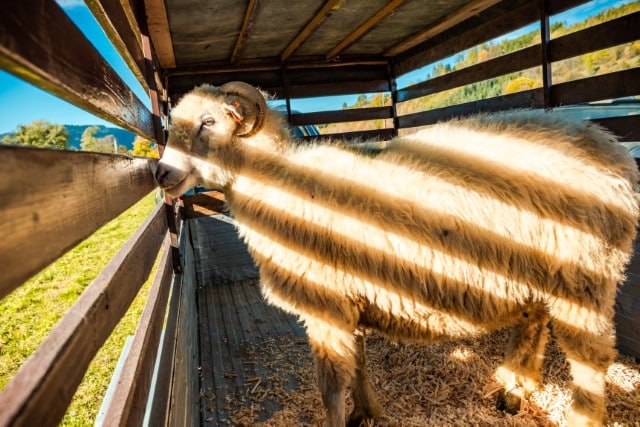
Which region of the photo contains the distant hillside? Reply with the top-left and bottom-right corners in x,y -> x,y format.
64,125 -> 136,151
0,124 -> 136,151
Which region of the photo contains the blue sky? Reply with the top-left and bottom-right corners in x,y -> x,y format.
0,0 -> 635,134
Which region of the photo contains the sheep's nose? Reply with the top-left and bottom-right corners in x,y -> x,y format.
155,163 -> 170,185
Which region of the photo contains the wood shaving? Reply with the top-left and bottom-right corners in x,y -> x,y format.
209,329 -> 639,426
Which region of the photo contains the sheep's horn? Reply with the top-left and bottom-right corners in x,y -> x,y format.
220,81 -> 267,137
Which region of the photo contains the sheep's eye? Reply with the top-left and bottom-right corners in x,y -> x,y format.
202,116 -> 215,127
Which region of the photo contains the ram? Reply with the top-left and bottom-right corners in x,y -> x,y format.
155,82 -> 639,427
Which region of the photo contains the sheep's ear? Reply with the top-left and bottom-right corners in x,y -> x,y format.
222,100 -> 244,124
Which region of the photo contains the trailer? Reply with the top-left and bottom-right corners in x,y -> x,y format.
0,0 -> 639,425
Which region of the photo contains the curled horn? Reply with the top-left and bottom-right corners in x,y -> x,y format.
220,81 -> 267,137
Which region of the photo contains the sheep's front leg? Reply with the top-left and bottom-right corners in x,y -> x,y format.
305,318 -> 358,427
349,329 -> 381,426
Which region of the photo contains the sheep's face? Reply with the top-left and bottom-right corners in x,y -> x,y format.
156,83 -> 265,197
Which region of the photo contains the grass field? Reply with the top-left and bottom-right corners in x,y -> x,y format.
0,191 -> 159,425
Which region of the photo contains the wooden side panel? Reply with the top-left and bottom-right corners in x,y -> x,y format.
394,1 -> 537,77
167,221 -> 200,426
594,116 -> 640,143
397,46 -> 539,102
549,12 -> 640,62
0,0 -> 155,140
618,240 -> 640,359
550,69 -> 640,106
398,89 -> 545,129
0,204 -> 167,427
302,128 -> 396,142
101,235 -> 174,426
0,146 -> 158,299
290,106 -> 393,126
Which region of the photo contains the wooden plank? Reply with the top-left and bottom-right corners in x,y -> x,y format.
143,0 -> 176,68
280,0 -> 345,61
231,0 -> 265,65
303,128 -> 396,142
101,234 -> 174,426
0,203 -> 167,427
394,1 -> 538,77
141,33 -> 167,145
182,191 -> 226,219
550,68 -> 640,107
619,273 -> 640,299
385,0 -> 502,57
0,0 -> 156,140
549,12 -> 640,62
616,334 -> 640,360
0,146 -> 157,300
167,221 -> 200,426
289,79 -> 390,98
290,106 -> 393,126
397,45 -> 539,102
540,0 -> 552,108
398,88 -> 545,129
547,0 -> 593,15
84,0 -> 149,93
146,243 -> 186,426
593,116 -> 640,144
326,0 -> 410,60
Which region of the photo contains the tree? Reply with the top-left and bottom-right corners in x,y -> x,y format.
1,120 -> 69,149
80,125 -> 100,152
81,127 -> 127,153
131,136 -> 159,158
503,77 -> 538,95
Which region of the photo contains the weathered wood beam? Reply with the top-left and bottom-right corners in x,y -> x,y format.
289,79 -> 391,98
281,0 -> 345,62
101,235 -> 174,426
549,11 -> 640,62
0,203 -> 167,427
0,146 -> 158,299
397,45 -> 539,102
231,0 -> 264,65
290,106 -> 393,126
384,0 -> 502,57
550,68 -> 640,107
0,0 -> 156,140
594,116 -> 640,144
398,89 -> 545,128
84,0 -> 149,93
326,0 -> 409,61
144,0 -> 176,68
302,128 -> 395,142
394,1 -> 537,77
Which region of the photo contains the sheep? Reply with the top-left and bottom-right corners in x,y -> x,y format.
155,81 -> 639,427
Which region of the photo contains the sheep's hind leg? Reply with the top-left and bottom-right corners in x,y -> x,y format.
348,329 -> 381,426
549,301 -> 615,427
496,304 -> 550,415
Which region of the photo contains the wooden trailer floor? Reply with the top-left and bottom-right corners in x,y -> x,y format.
185,212 -> 640,426
188,214 -> 312,425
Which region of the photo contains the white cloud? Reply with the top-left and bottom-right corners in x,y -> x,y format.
55,0 -> 85,9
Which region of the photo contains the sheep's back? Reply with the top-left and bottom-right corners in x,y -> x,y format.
230,113 -> 638,330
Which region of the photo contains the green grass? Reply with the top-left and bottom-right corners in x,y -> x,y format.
0,191 -> 159,425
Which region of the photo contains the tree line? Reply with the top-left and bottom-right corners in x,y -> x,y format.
1,120 -> 159,158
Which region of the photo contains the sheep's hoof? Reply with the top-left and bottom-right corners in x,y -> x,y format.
347,408 -> 380,427
496,388 -> 522,415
